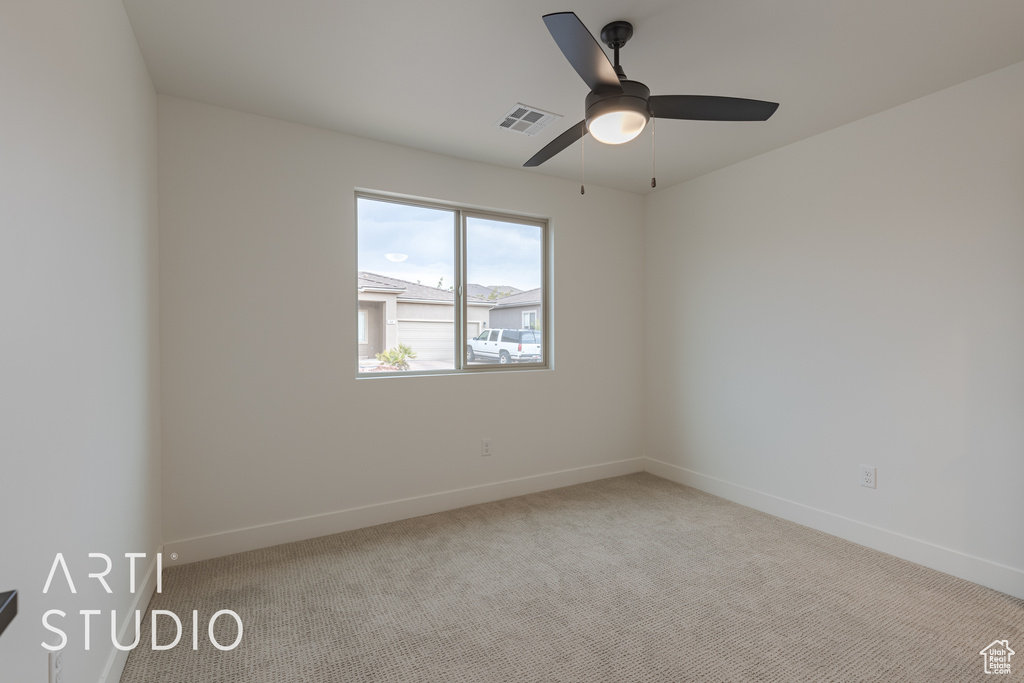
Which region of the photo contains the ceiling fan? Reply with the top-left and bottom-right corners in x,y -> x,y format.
524,12 -> 779,167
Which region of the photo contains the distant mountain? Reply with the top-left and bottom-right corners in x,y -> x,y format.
466,283 -> 522,300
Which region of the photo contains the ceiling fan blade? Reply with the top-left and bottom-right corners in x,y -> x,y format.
524,120 -> 587,167
543,12 -> 622,93
650,95 -> 779,121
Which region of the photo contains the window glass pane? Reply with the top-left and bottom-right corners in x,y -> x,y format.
357,197 -> 455,372
465,216 -> 543,366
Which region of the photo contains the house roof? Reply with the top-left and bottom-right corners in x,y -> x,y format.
358,272 -> 490,305
489,288 -> 541,308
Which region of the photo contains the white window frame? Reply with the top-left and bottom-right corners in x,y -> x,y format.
523,310 -> 538,330
356,192 -> 550,377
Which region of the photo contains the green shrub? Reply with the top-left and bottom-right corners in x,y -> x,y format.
375,343 -> 418,371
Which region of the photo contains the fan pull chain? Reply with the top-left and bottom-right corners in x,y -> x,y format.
580,121 -> 586,195
651,117 -> 657,189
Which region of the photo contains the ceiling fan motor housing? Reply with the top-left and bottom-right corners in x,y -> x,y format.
585,80 -> 651,128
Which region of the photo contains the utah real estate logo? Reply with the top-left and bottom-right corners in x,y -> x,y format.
979,640 -> 1014,675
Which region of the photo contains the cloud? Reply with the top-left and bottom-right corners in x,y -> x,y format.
358,198 -> 543,291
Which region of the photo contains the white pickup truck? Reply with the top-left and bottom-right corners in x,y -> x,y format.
467,328 -> 542,364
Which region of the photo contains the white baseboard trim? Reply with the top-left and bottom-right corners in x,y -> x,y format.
643,457 -> 1024,600
98,546 -> 161,683
165,458 -> 645,565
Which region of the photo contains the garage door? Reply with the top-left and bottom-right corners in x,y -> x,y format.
396,321 -> 454,361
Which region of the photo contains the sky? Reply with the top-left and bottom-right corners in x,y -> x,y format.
357,197 -> 542,291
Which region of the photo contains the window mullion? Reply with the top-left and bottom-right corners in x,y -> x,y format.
455,210 -> 467,370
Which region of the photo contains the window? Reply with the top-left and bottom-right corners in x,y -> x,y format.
357,194 -> 548,375
523,310 -> 537,330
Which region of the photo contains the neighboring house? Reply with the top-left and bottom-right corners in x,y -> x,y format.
488,287 -> 542,331
357,272 -> 490,361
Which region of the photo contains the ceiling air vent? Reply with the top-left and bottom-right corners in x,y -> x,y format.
496,104 -> 561,136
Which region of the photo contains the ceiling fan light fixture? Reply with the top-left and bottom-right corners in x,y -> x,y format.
588,108 -> 648,144
585,84 -> 652,146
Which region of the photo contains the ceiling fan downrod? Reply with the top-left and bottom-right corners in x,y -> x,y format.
600,20 -> 633,81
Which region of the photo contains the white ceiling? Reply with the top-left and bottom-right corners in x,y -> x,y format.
122,0 -> 1024,194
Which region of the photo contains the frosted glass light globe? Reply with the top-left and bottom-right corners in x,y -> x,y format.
588,109 -> 648,144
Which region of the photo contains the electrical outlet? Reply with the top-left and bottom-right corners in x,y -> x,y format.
860,465 -> 876,489
481,439 -> 492,456
49,649 -> 64,683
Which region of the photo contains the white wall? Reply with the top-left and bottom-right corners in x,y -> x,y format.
0,1 -> 160,681
645,61 -> 1024,598
158,96 -> 646,560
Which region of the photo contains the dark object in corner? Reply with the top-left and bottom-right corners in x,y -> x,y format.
0,590 -> 16,639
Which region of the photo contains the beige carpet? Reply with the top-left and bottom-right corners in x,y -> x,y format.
121,473 -> 1023,682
